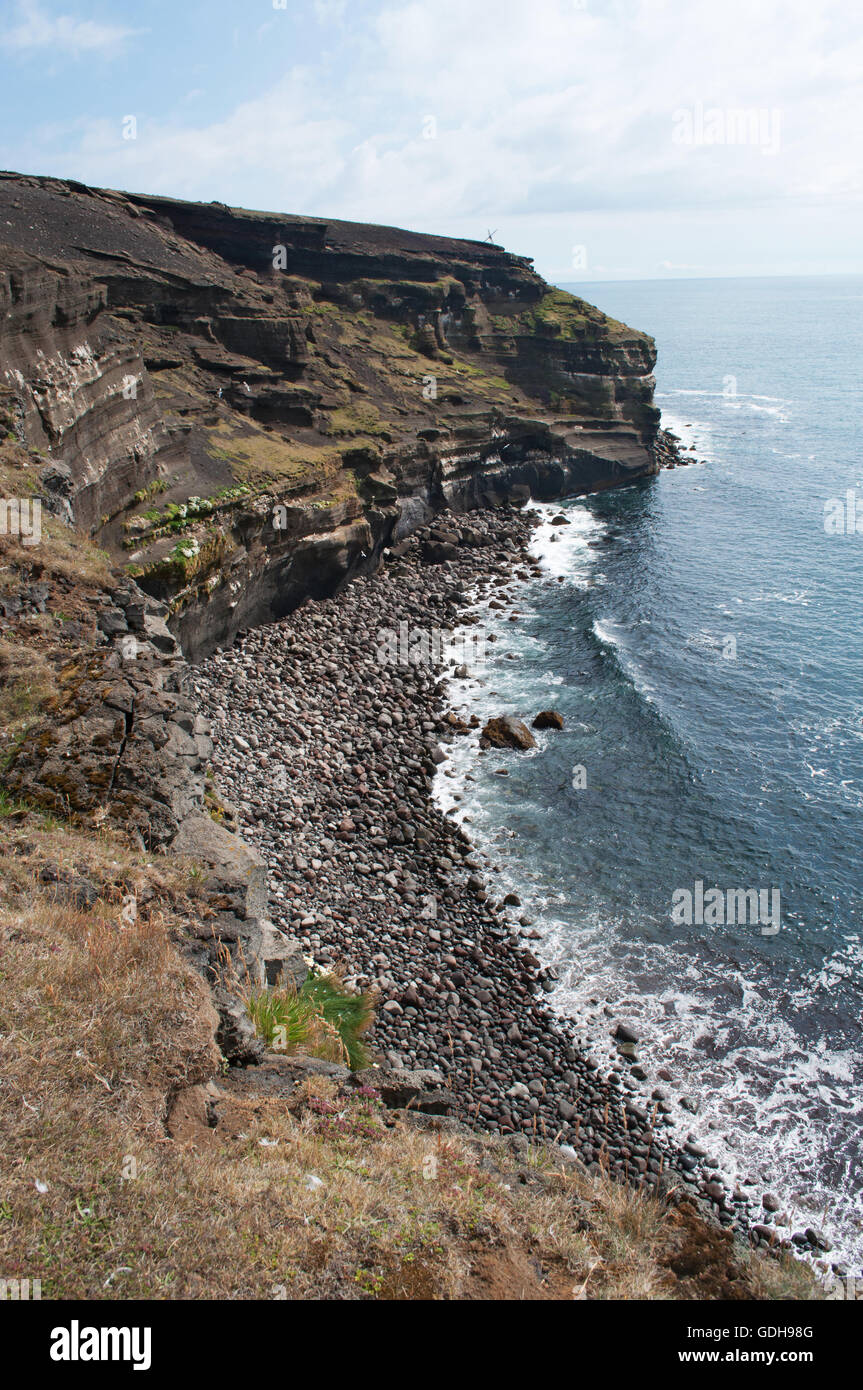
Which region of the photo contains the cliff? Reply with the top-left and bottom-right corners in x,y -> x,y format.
0,170 -> 660,660
0,176 -> 823,1302
0,170 -> 664,1056
0,483 -> 816,1302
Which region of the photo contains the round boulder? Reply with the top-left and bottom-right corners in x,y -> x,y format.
481,716 -> 537,750
532,710 -> 564,730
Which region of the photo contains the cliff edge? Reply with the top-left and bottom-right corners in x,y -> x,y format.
0,170 -> 661,659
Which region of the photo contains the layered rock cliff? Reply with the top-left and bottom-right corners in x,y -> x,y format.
0,182 -> 829,1300
1,171 -> 669,1055
0,171 -> 661,660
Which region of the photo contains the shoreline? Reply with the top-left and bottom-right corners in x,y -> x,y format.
192,498 -> 828,1268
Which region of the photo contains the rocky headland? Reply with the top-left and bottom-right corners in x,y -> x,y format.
0,173 -> 822,1297
0,167 -> 670,1024
0,169 -> 664,660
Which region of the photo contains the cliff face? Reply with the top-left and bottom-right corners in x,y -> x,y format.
0,171 -> 660,659
0,172 -> 666,1049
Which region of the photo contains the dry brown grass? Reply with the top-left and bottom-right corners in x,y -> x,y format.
0,433 -> 822,1301
0,447 -> 112,592
0,637 -> 58,769
0,815 -> 820,1301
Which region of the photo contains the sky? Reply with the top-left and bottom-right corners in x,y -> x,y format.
0,0 -> 860,281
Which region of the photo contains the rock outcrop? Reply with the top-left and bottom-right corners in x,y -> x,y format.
481,716 -> 538,750
532,710 -> 564,730
0,171 -> 672,1062
0,557 -> 284,1061
0,171 -> 664,660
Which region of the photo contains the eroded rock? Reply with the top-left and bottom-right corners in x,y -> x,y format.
481,716 -> 537,750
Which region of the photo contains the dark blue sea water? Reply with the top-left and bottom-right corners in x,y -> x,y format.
435,276 -> 863,1267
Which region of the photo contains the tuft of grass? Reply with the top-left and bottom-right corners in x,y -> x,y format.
0,639 -> 58,770
300,973 -> 375,1070
132,478 -> 168,504
247,986 -> 317,1051
246,971 -> 374,1071
0,788 -> 30,817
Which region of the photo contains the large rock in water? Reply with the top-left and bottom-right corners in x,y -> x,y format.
482,716 -> 537,750
532,709 -> 564,730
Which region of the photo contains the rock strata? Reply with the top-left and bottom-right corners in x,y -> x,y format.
0,171 -> 666,661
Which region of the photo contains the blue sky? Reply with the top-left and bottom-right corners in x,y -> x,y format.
1,0 -> 860,281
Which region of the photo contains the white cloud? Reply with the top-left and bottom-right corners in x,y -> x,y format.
0,1 -> 140,57
6,0 -> 862,276
61,70 -> 350,210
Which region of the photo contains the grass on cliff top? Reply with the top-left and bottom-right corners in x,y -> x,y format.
0,814 -> 821,1301
245,972 -> 375,1071
521,289 -> 634,343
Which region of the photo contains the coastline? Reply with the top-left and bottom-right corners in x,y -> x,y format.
431,485 -> 852,1279
191,493 -> 814,1265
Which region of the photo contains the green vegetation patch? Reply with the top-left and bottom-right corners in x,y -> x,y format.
351,277 -> 463,312
125,486 -> 252,546
522,289 -> 592,339
204,420 -> 342,490
131,531 -> 229,592
324,402 -> 392,440
520,289 -> 638,344
246,971 -> 375,1071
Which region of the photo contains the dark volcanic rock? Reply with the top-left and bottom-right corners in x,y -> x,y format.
531,709 -> 564,730
481,716 -> 537,750
0,169 -> 667,660
187,507 -> 712,1222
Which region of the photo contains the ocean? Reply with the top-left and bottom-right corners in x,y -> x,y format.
435,275 -> 863,1268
